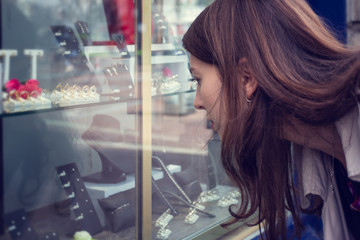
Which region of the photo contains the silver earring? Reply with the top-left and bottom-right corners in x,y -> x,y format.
246,97 -> 253,104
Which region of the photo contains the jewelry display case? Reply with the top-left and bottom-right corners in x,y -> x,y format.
0,0 -> 257,239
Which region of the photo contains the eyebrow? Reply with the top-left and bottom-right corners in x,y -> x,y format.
189,67 -> 199,75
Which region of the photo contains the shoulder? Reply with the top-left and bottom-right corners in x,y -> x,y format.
280,114 -> 346,166
335,105 -> 360,182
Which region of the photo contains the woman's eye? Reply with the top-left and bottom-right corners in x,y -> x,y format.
189,78 -> 200,86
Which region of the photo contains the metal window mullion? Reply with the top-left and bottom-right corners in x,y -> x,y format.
134,0 -> 152,239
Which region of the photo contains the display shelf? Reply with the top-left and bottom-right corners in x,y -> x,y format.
151,185 -> 239,240
0,89 -> 196,117
86,164 -> 181,226
82,185 -> 243,240
0,97 -> 128,117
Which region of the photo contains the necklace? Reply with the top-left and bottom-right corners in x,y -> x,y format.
329,156 -> 335,194
152,156 -> 192,203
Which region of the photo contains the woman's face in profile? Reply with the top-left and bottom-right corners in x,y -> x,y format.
190,55 -> 226,138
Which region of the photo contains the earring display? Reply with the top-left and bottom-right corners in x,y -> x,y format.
56,163 -> 103,236
50,25 -> 99,88
50,25 -> 88,69
74,21 -> 92,46
3,208 -> 39,240
4,208 -> 60,240
111,33 -> 131,58
151,10 -> 171,44
102,63 -> 134,99
38,232 -> 59,240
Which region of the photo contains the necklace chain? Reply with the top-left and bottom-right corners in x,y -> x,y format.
329,156 -> 335,194
152,156 -> 192,203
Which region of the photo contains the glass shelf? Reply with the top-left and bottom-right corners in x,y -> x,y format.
0,89 -> 196,117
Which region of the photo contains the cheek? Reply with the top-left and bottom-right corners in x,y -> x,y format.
199,88 -> 213,108
216,99 -> 228,127
204,84 -> 222,108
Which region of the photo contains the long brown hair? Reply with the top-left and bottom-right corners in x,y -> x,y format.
183,0 -> 360,239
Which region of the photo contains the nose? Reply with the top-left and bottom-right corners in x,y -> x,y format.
193,88 -> 205,110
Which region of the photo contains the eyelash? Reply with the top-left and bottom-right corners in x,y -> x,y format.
189,77 -> 200,86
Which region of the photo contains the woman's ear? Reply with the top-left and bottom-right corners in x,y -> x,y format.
238,58 -> 258,99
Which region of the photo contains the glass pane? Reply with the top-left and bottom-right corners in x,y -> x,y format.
1,0 -> 137,239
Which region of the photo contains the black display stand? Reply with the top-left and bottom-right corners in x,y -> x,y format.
102,63 -> 135,99
38,233 -> 59,240
3,208 -> 39,240
50,25 -> 89,72
50,25 -> 99,89
75,21 -> 93,46
56,163 -> 103,236
4,209 -> 60,240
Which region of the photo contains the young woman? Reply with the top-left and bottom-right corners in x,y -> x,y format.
182,0 -> 360,239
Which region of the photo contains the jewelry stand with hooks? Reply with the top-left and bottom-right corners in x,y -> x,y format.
102,63 -> 134,99
0,50 -> 18,84
50,25 -> 99,89
3,208 -> 39,240
111,33 -> 131,58
50,25 -> 89,69
0,50 -> 18,113
56,163 -> 102,236
24,49 -> 44,80
74,21 -> 92,46
3,208 -> 60,240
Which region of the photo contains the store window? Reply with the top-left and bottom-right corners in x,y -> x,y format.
0,1 -> 255,239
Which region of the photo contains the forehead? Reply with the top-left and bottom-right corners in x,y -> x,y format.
189,55 -> 217,74
189,54 -> 200,70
